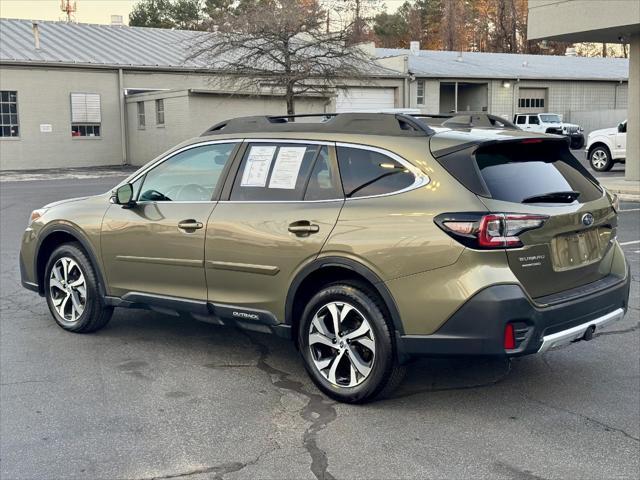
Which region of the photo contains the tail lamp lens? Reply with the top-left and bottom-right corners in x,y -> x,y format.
504,323 -> 516,350
436,213 -> 548,249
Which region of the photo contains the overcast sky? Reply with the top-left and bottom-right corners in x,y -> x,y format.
0,0 -> 405,25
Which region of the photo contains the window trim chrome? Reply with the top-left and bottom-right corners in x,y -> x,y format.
122,138 -> 430,205
335,142 -> 430,201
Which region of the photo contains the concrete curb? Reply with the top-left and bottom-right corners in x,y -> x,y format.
0,166 -> 137,183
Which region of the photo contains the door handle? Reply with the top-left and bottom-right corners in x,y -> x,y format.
178,219 -> 203,231
288,221 -> 320,236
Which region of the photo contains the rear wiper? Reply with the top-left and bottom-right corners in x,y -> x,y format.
522,191 -> 580,204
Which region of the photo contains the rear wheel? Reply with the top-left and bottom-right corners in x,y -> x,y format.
298,282 -> 405,403
589,146 -> 613,172
45,243 -> 113,333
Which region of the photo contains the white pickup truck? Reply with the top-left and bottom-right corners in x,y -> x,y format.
513,113 -> 584,149
585,121 -> 627,172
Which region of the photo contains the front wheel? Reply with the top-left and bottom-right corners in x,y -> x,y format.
589,146 -> 613,172
45,243 -> 113,333
298,282 -> 405,403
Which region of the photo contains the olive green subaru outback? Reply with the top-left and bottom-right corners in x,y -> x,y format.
20,113 -> 630,403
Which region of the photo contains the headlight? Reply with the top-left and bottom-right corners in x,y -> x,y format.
28,208 -> 48,226
579,127 -> 584,132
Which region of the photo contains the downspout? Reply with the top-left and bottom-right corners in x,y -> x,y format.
403,55 -> 410,108
512,78 -> 520,119
118,68 -> 128,165
454,81 -> 458,113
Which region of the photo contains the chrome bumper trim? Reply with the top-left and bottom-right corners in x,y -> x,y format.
538,307 -> 625,353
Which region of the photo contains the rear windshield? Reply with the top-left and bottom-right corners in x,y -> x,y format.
474,141 -> 602,204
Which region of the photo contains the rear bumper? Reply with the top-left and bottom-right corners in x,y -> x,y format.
397,268 -> 631,359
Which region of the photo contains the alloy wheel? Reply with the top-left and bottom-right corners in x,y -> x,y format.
591,150 -> 608,169
308,301 -> 376,387
49,257 -> 87,323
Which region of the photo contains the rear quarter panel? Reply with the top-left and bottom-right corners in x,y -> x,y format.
321,139 -> 487,282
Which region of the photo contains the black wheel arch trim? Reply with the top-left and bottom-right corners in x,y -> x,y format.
285,256 -> 405,336
34,222 -> 108,297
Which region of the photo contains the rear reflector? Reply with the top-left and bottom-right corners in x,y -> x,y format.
504,323 -> 516,350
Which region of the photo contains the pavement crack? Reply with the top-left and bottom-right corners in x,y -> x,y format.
0,379 -> 51,386
595,322 -> 639,337
144,446 -> 279,480
241,330 -> 338,480
522,394 -> 639,442
388,360 -> 512,400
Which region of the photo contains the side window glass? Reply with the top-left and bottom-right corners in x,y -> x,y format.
230,143 -> 320,201
530,116 -> 540,125
139,143 -> 236,202
336,147 -> 415,198
304,147 -> 342,201
516,116 -> 526,125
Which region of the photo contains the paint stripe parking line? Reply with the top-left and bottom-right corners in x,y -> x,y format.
619,240 -> 640,246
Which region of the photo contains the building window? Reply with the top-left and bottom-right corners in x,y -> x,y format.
137,101 -> 146,128
155,99 -> 165,125
0,90 -> 19,138
71,93 -> 101,137
518,97 -> 545,109
416,80 -> 425,105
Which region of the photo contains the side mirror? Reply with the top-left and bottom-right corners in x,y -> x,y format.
114,183 -> 135,208
617,123 -> 625,133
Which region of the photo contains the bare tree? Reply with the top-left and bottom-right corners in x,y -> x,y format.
187,0 -> 376,115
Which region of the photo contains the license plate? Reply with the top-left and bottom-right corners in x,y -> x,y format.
550,227 -> 611,271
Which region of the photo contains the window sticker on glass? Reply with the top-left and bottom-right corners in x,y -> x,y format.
240,146 -> 277,187
268,147 -> 307,189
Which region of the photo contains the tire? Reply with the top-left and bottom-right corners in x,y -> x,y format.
298,281 -> 405,403
44,242 -> 113,333
570,136 -> 584,150
589,146 -> 613,172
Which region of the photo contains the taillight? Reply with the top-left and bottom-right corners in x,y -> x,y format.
435,212 -> 548,249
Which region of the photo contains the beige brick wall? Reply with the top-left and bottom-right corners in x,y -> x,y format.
0,66 -> 124,170
126,91 -> 330,166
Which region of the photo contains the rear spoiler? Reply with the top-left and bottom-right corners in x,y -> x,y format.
430,135 -> 569,159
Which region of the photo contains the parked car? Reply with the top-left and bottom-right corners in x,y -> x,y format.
20,113 -> 630,403
586,120 -> 627,172
416,112 -> 519,130
513,113 -> 585,149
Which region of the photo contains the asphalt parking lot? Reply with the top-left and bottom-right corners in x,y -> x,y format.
1,173 -> 638,480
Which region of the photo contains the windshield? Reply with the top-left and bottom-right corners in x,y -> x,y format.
540,114 -> 561,123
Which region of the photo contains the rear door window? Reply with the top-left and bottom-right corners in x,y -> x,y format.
230,143 -> 324,201
475,142 -> 602,204
336,146 -> 415,198
516,116 -> 526,125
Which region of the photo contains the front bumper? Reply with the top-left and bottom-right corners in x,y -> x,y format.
397,268 -> 631,359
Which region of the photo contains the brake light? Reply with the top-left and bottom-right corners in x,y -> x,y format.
435,213 -> 548,249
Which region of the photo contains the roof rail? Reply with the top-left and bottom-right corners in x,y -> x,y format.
202,113 -> 435,137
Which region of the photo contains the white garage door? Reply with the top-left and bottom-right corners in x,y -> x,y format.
335,88 -> 396,113
518,88 -> 547,114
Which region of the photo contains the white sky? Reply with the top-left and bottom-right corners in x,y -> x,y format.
0,0 -> 405,25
